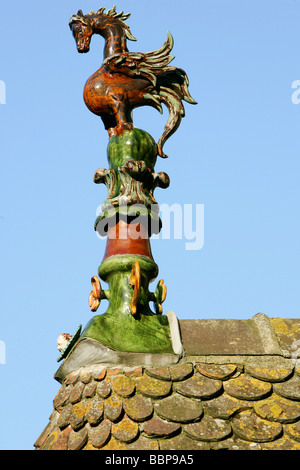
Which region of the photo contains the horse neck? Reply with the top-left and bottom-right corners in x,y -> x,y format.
93,19 -> 127,59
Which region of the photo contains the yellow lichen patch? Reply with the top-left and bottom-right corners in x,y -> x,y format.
203,393 -> 252,419
72,400 -> 93,419
104,394 -> 123,422
123,394 -> 153,422
135,374 -> 172,398
232,410 -> 282,442
112,416 -> 139,443
196,363 -> 237,380
224,374 -> 271,401
41,430 -> 60,450
82,441 -> 99,450
246,366 -> 293,383
111,374 -> 135,397
127,435 -> 160,450
260,435 -> 300,450
285,421 -> 300,443
271,318 -> 300,337
101,436 -> 128,450
254,396 -> 297,422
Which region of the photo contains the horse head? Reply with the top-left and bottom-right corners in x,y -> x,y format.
69,7 -> 137,55
69,10 -> 93,53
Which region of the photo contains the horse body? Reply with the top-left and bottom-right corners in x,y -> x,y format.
69,7 -> 196,157
83,67 -> 153,131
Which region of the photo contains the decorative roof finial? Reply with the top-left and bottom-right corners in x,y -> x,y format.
59,6 -> 196,363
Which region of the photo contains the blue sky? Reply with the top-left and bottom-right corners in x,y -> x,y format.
0,0 -> 299,450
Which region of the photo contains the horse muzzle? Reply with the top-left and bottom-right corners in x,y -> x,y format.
76,37 -> 91,53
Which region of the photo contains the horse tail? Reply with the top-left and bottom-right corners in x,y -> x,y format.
153,68 -> 197,158
123,31 -> 197,158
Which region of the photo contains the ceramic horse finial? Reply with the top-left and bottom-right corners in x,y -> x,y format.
69,6 -> 197,158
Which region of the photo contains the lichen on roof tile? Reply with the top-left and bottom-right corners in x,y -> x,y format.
104,394 -> 123,422
245,366 -> 294,383
175,373 -> 222,399
94,367 -> 106,381
40,429 -> 60,450
52,425 -> 71,450
142,416 -> 181,438
57,403 -> 73,429
260,435 -> 300,450
68,426 -> 88,450
195,363 -> 238,380
254,394 -> 300,423
96,379 -> 111,399
184,415 -> 232,442
126,435 -> 159,450
159,433 -> 210,450
101,436 -> 128,450
135,374 -> 172,398
203,393 -> 252,420
123,394 -> 153,422
80,371 -> 92,384
146,366 -> 171,381
224,374 -> 272,401
231,410 -> 282,443
274,375 -> 300,401
69,381 -> 85,404
87,419 -> 111,449
111,374 -> 135,398
111,415 -> 139,443
70,399 -> 93,430
53,385 -> 70,411
85,396 -> 104,426
285,420 -> 300,443
64,372 -> 79,386
270,318 -> 300,355
169,363 -> 194,381
154,394 -> 203,423
35,317 -> 300,451
83,381 -> 97,399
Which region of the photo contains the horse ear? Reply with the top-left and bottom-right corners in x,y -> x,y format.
77,9 -> 84,16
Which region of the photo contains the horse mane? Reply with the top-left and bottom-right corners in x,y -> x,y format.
69,6 -> 137,41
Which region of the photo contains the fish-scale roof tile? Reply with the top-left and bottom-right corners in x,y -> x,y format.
123,394 -> 153,422
224,374 -> 272,401
111,415 -> 139,443
274,375 -> 300,401
195,363 -> 237,380
175,373 -> 222,399
135,374 -> 172,398
154,393 -> 204,423
231,410 -> 283,443
142,416 -> 181,438
35,316 -> 300,450
36,360 -> 300,450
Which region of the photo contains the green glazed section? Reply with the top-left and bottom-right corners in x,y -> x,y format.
72,130 -> 173,356
98,254 -> 159,283
79,254 -> 173,354
107,127 -> 158,171
80,311 -> 173,354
